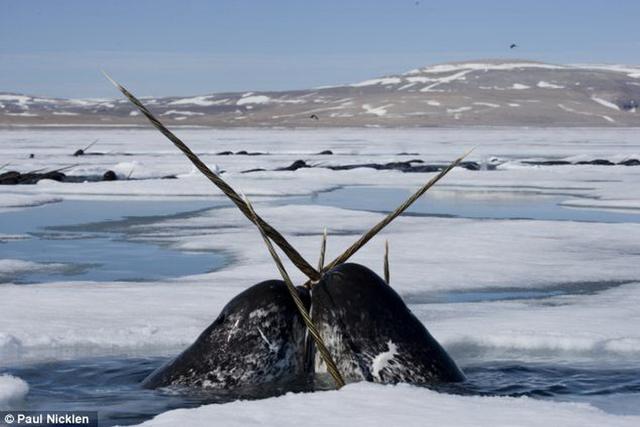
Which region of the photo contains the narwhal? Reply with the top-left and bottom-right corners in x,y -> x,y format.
106,74 -> 466,390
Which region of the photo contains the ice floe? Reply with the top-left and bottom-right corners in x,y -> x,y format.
0,374 -> 29,410
136,382 -> 639,427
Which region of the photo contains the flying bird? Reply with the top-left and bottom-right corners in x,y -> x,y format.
510,43 -> 518,49
310,114 -> 319,120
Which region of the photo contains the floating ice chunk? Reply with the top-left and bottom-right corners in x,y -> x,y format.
0,374 -> 29,409
511,83 -> 530,90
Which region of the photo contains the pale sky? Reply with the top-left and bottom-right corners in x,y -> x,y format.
1,0 -> 639,98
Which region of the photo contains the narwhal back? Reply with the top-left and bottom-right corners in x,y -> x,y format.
311,263 -> 464,384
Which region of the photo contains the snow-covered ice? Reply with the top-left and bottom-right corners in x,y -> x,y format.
137,382 -> 639,427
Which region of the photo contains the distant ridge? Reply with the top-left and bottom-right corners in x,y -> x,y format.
2,59 -> 639,127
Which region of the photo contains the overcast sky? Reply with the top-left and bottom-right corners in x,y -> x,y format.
1,0 -> 639,98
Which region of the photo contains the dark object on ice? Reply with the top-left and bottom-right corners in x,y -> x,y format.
620,100 -> 638,111
575,159 -> 615,166
397,152 -> 419,156
234,150 -> 264,156
459,161 -> 481,171
241,168 -> 266,174
0,171 -> 21,185
252,158 -> 482,174
510,43 -> 517,49
310,114 -> 319,120
161,174 -> 178,179
327,159 -> 442,173
312,263 -> 464,384
19,171 -> 66,184
102,170 -> 118,181
618,158 -> 640,166
217,151 -> 233,155
73,139 -> 99,157
29,153 -> 35,159
142,281 -> 311,389
1,169 -> 68,185
276,160 -> 310,171
317,150 -> 333,155
522,160 -> 572,166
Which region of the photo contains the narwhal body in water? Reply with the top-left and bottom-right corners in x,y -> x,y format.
107,74 -> 466,390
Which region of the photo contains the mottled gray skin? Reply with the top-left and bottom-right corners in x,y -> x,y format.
311,263 -> 464,384
142,280 -> 310,389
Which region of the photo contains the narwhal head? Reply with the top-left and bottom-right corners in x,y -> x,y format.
142,280 -> 311,389
311,263 -> 464,384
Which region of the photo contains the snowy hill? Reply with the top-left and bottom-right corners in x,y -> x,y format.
2,60 -> 640,126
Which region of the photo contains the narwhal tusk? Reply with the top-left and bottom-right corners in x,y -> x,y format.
243,195 -> 346,389
82,138 -> 99,153
305,148 -> 472,288
318,227 -> 327,272
384,240 -> 390,285
103,72 -> 320,281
